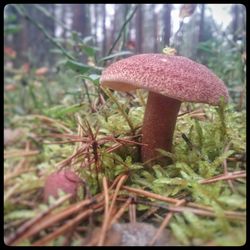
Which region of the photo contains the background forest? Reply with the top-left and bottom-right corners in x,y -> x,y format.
4,4 -> 246,246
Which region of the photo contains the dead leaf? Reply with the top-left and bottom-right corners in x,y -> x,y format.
22,63 -> 30,74
4,128 -> 22,146
5,84 -> 17,92
35,67 -> 48,76
4,47 -> 17,58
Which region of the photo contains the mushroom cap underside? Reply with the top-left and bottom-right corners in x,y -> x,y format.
100,54 -> 229,106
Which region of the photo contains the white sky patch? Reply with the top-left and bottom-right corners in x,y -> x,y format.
208,4 -> 233,29
155,4 -> 163,13
53,4 -> 234,40
171,4 -> 233,33
106,4 -> 115,15
104,4 -> 233,36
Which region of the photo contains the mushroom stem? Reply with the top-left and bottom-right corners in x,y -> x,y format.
141,92 -> 181,163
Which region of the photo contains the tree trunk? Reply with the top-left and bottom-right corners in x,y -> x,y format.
102,4 -> 106,56
153,5 -> 158,52
121,4 -> 130,51
198,4 -> 205,42
135,4 -> 143,53
72,4 -> 90,38
232,4 -> 239,42
110,4 -> 118,45
61,4 -> 67,40
163,4 -> 172,46
94,4 -> 98,46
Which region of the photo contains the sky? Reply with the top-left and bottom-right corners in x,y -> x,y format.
55,4 -> 235,40
103,4 -> 234,40
171,4 -> 233,33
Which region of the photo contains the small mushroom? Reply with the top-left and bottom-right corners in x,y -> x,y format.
100,54 -> 229,164
44,169 -> 81,202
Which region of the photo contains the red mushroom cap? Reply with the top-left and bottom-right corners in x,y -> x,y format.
100,54 -> 229,105
44,169 -> 81,201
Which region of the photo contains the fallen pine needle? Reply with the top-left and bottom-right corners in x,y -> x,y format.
32,209 -> 94,246
5,194 -> 73,245
97,177 -> 110,246
149,199 -> 186,245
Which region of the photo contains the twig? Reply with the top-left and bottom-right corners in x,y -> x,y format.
149,199 -> 186,246
138,207 -> 159,222
5,194 -> 73,245
117,197 -> 246,221
33,4 -> 72,32
108,175 -> 128,222
29,114 -> 73,134
4,158 -> 27,183
107,5 -> 138,57
32,209 -> 94,246
12,4 -> 75,60
98,177 -> 110,246
82,80 -> 93,111
122,186 -> 180,204
9,197 -> 95,245
110,197 -> 132,224
199,172 -> 246,184
4,150 -> 39,159
129,196 -> 137,223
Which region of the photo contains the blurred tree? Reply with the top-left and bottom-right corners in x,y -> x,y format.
60,4 -> 67,40
153,5 -> 159,52
36,4 -> 55,65
72,4 -> 90,38
162,4 -> 172,46
231,4 -> 239,42
93,4 -> 98,46
198,4 -> 205,42
110,4 -> 118,47
121,4 -> 130,51
5,4 -> 55,67
13,10 -> 28,66
143,4 -> 156,52
102,4 -> 107,56
135,4 -> 143,53
230,4 -> 246,44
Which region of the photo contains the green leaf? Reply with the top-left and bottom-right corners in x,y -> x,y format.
154,177 -> 187,186
98,51 -> 133,62
5,210 -> 36,221
43,103 -> 84,118
50,48 -> 65,55
80,74 -> 100,85
80,45 -> 100,57
218,194 -> 246,209
65,60 -> 103,73
83,36 -> 94,44
4,14 -> 17,22
156,149 -> 176,161
65,60 -> 93,74
4,24 -> 21,34
170,222 -> 190,245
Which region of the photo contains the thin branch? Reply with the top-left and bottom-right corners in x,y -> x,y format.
107,5 -> 138,57
122,186 -> 180,204
5,194 -> 73,245
12,4 -> 75,60
98,177 -> 110,246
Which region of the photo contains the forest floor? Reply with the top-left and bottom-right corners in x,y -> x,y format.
4,63 -> 246,246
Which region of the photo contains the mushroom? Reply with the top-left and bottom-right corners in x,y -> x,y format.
100,54 -> 229,164
44,169 -> 81,201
